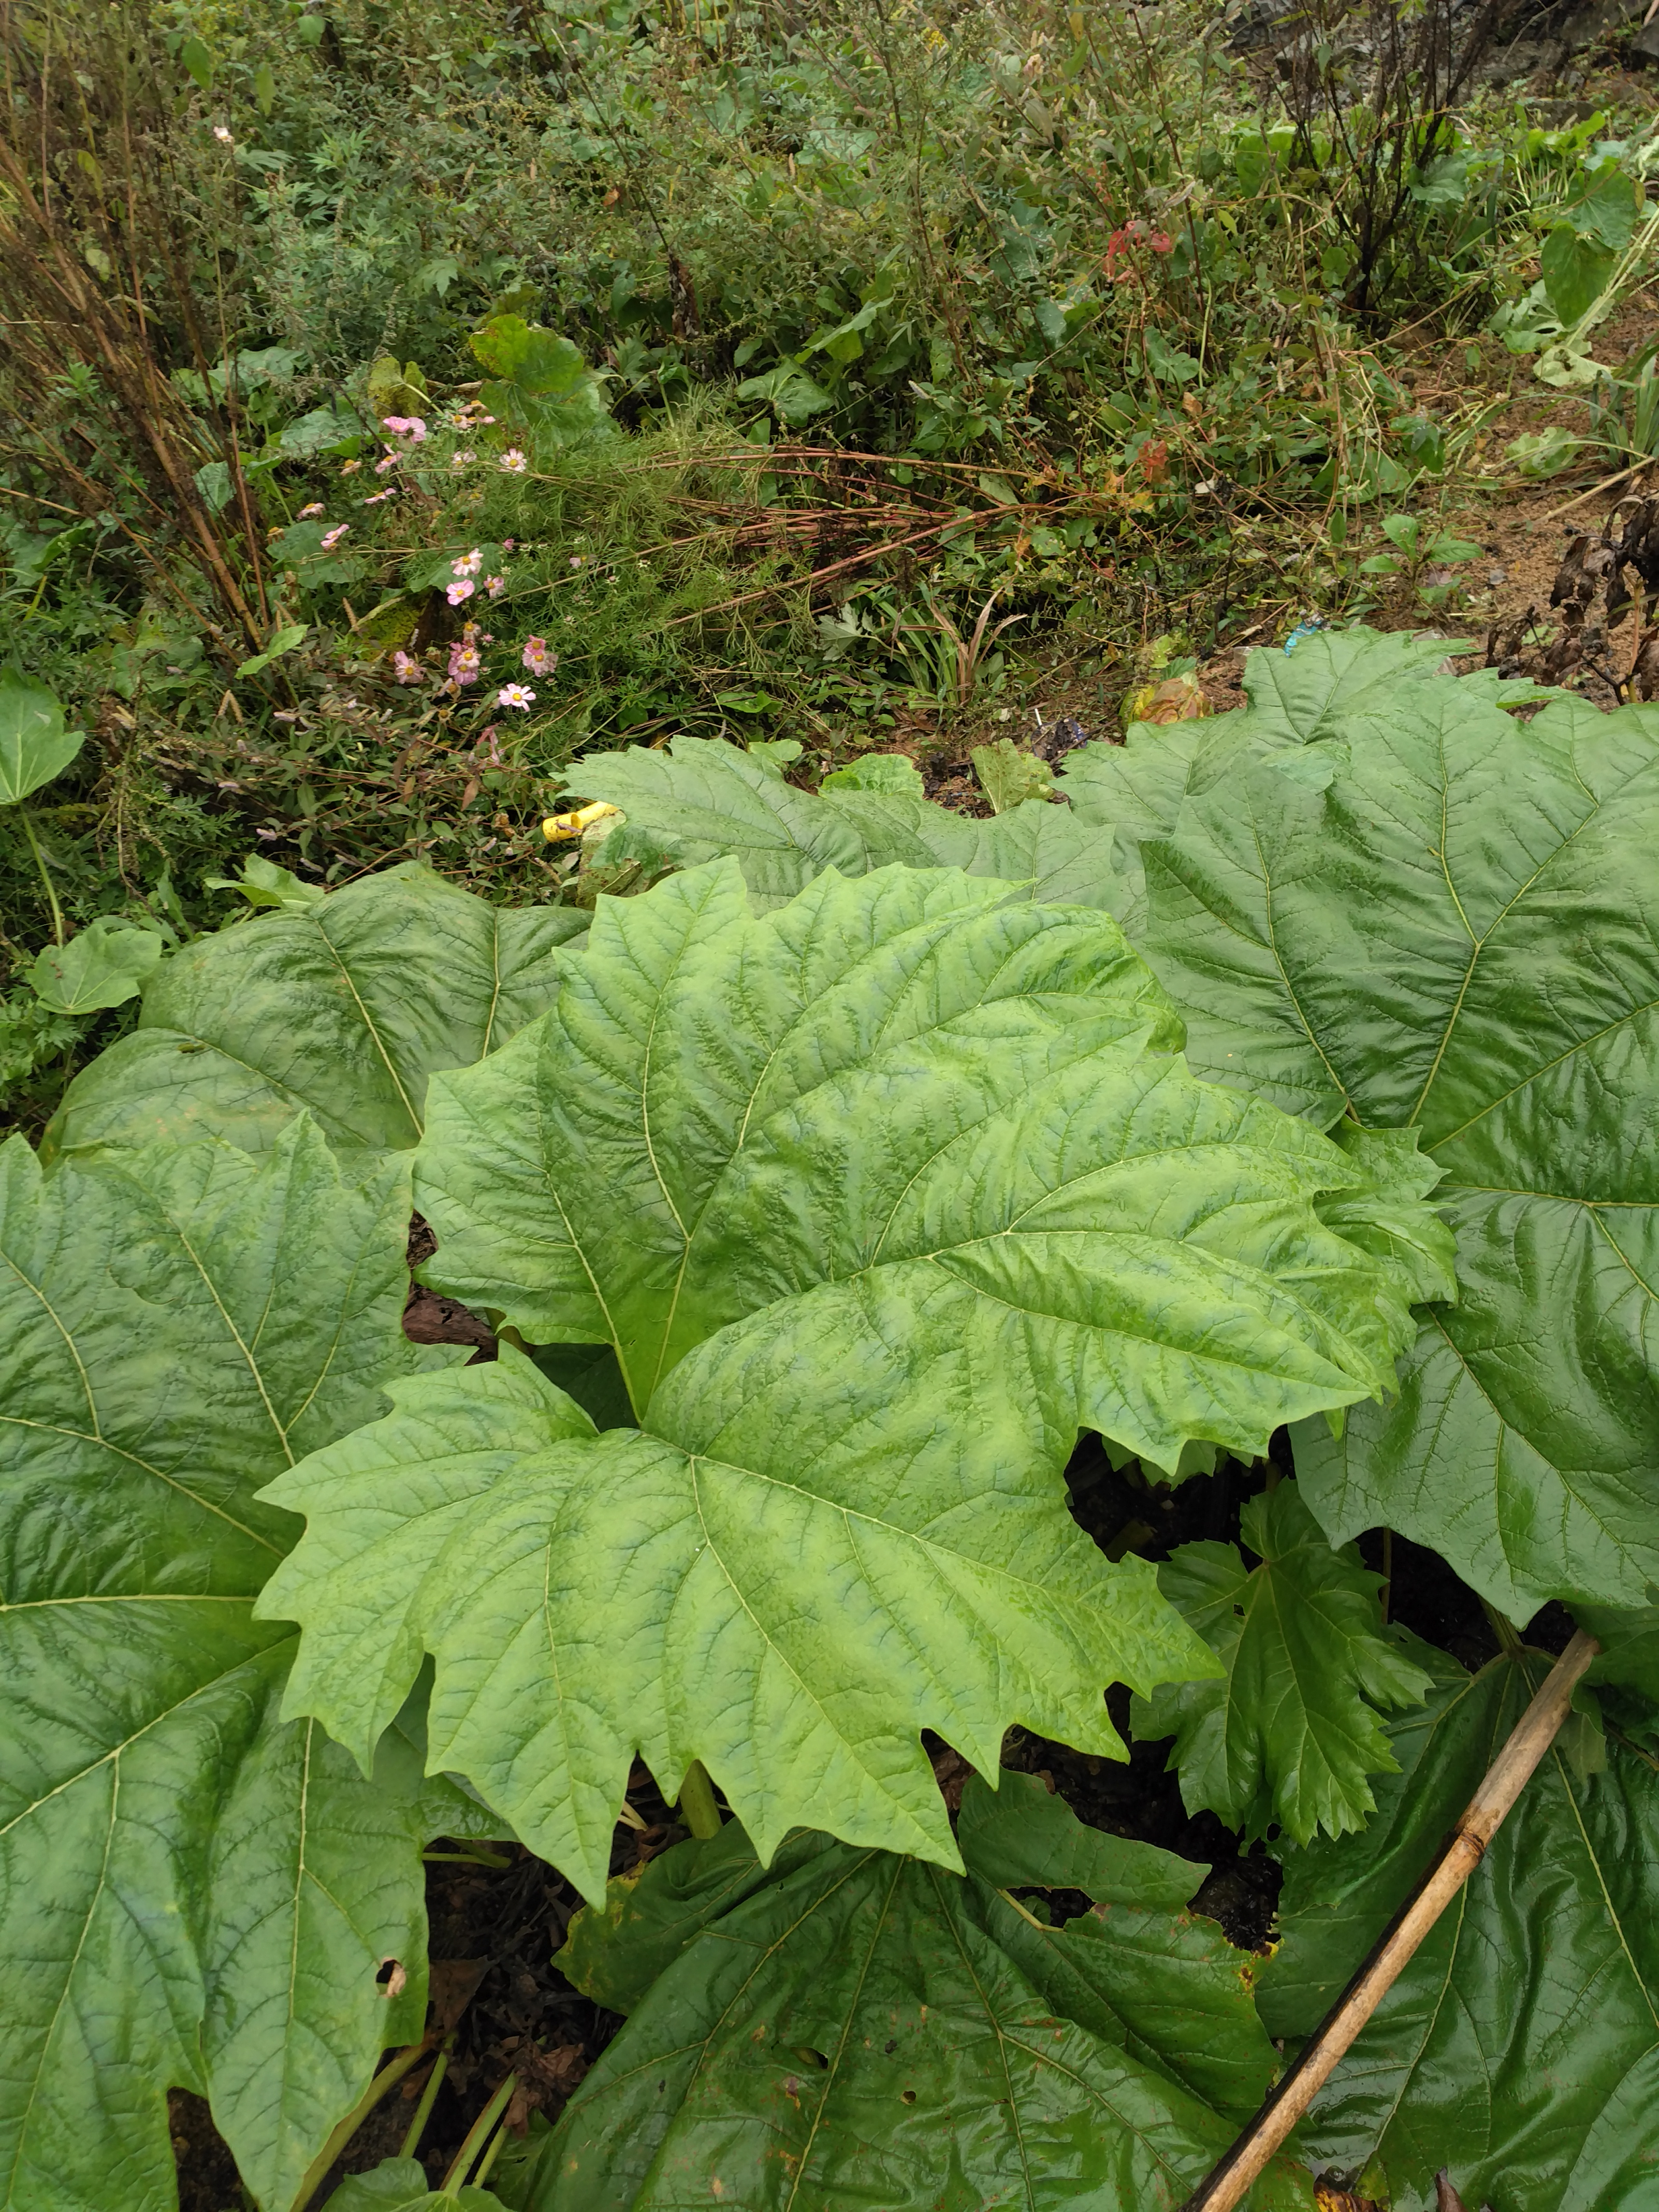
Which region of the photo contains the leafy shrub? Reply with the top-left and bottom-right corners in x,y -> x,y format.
3,0 -> 1659,2190
542,1776 -> 1312,2208
1,707 -> 1467,2203
258,861 -> 1425,1896
0,1123 -> 490,2211
430,622 -> 1655,2207
603,626 -> 1659,1631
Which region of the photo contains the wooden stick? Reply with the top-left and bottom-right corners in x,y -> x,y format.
1181,1629 -> 1600,2212
1537,458 -> 1654,526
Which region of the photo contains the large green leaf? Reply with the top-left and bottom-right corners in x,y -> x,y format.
256,1338 -> 1207,1903
555,1771 -> 1209,2018
25,916 -> 165,1014
1053,632 -> 1540,937
469,316 -> 613,444
410,858 -> 1425,1423
0,672 -> 84,804
1130,1483 -> 1435,1846
533,1796 -> 1311,2211
1133,667 -> 1659,1612
43,862 -> 586,1161
0,1124 -> 470,2212
259,861 -> 1440,1901
1258,1645 -> 1659,2212
570,734 -> 1124,911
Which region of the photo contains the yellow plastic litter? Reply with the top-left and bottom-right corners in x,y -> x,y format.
542,801 -> 621,841
1120,671 -> 1209,729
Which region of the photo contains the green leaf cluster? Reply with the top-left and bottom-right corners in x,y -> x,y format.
260,858 -> 1425,1902
1127,667 -> 1659,1616
470,627 -> 1659,2204
537,1776 -> 1311,2211
6,624 -> 1658,2212
1260,1645 -> 1659,2212
0,1124 -> 486,2211
1131,1482 -> 1436,1845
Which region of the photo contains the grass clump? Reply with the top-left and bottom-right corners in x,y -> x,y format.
2,0 -> 1656,1131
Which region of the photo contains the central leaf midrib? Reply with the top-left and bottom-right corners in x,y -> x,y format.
779,1857 -> 905,2212
317,920 -> 423,1144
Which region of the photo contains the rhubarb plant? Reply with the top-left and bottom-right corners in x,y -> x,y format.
4,626 -> 1657,2212
259,860 -> 1428,1901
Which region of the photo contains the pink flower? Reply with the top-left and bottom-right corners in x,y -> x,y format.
503,538 -> 516,551
381,415 -> 428,442
446,579 -> 475,606
320,523 -> 350,550
298,502 -> 324,518
499,448 -> 528,473
362,489 -> 396,505
452,548 -> 483,578
497,683 -> 535,709
451,449 -> 476,469
522,635 -> 556,675
569,555 -> 583,568
340,458 -> 361,475
485,575 -> 506,598
213,125 -> 234,144
391,650 -> 424,686
375,451 -> 400,475
448,643 -> 482,686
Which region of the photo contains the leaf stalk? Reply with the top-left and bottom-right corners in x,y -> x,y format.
20,807 -> 64,944
677,1758 -> 723,1839
399,2039 -> 452,2162
440,2071 -> 517,2194
288,2038 -> 434,2212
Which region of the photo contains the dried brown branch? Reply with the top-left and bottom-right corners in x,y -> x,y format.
0,0 -> 265,649
1181,1631 -> 1600,2212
